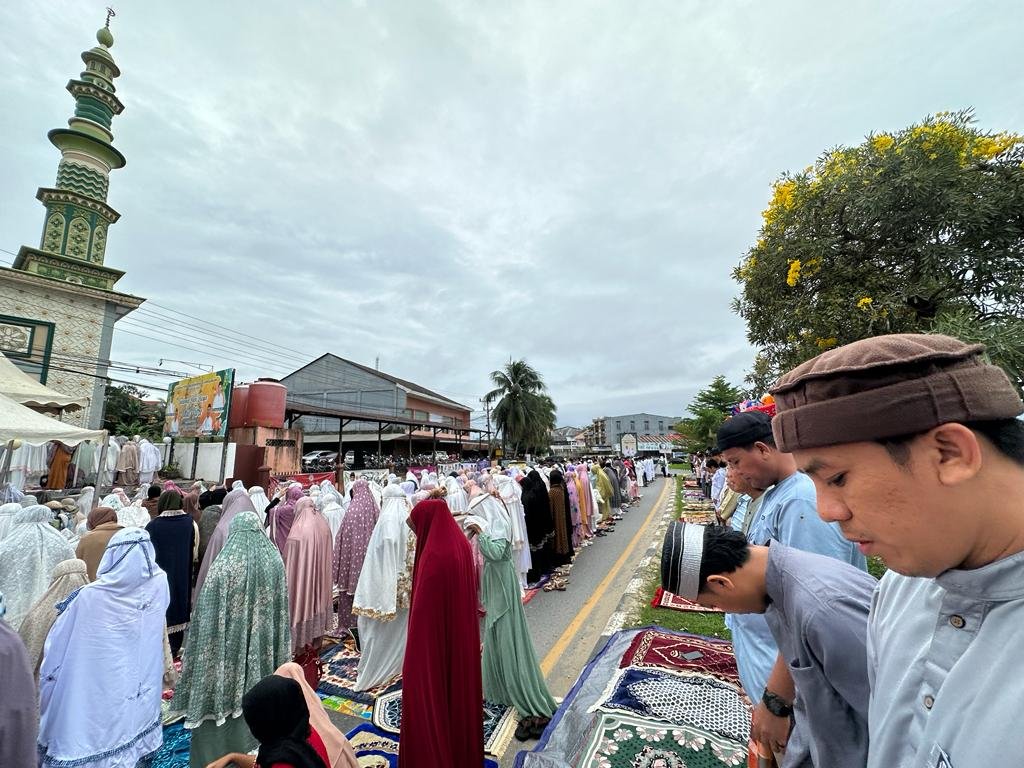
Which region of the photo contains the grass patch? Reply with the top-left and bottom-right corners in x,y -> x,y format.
669,463 -> 688,471
624,560 -> 731,639
622,473 -> 730,640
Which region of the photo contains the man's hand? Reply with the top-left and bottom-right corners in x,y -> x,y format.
750,701 -> 791,755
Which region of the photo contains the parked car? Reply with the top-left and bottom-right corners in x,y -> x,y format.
302,450 -> 338,470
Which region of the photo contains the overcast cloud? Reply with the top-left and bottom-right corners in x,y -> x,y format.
2,1 -> 1021,427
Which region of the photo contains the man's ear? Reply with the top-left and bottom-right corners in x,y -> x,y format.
925,423 -> 984,487
705,574 -> 734,593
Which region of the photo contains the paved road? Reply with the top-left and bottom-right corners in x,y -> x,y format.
502,474 -> 674,765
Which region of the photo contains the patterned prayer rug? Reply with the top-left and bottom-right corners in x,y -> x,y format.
317,639 -> 401,719
140,722 -> 191,768
650,587 -> 723,614
620,631 -> 739,689
371,689 -> 520,758
573,711 -> 748,767
346,722 -> 501,767
591,667 -> 750,745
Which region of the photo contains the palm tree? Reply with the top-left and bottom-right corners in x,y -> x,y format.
484,360 -> 555,457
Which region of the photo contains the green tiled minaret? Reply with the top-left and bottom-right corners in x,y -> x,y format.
14,13 -> 128,290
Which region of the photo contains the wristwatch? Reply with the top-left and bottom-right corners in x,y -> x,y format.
761,690 -> 794,718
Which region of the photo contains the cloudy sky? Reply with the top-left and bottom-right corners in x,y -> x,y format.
2,1 -> 1021,428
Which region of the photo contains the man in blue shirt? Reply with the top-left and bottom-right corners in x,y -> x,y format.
715,411 -> 866,760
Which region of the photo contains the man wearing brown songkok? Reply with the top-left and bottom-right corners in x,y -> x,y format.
770,333 -> 1024,768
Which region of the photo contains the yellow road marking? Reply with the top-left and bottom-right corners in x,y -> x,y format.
540,478 -> 672,676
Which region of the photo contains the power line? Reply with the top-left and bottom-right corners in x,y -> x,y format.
0,249 -> 486,407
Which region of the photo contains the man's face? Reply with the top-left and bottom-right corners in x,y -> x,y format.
720,443 -> 776,490
792,439 -> 972,577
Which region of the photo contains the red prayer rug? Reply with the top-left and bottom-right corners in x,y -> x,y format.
620,629 -> 741,689
651,586 -> 723,614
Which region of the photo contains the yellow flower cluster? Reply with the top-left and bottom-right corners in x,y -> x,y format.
910,120 -> 970,156
803,256 -> 822,277
857,297 -> 873,310
821,149 -> 858,178
815,337 -> 838,349
786,259 -> 802,287
973,132 -> 1021,160
871,134 -> 895,153
763,179 -> 797,228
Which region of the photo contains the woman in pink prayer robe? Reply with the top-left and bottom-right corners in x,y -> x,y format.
271,484 -> 304,557
332,480 -> 379,631
285,497 -> 333,653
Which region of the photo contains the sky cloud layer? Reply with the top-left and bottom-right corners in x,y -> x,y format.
2,1 -> 1021,427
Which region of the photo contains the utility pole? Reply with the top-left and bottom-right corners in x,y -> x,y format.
481,397 -> 492,458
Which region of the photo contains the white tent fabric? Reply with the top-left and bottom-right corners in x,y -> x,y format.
0,353 -> 86,411
0,392 -> 105,446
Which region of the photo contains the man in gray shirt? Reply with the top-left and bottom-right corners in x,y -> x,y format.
770,333 -> 1024,767
662,522 -> 874,767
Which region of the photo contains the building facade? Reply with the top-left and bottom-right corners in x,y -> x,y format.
0,18 -> 143,427
600,413 -> 680,452
280,354 -> 472,453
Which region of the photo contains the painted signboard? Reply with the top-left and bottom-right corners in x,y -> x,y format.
620,433 -> 638,457
163,369 -> 234,439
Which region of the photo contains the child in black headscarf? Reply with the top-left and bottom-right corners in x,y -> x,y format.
204,676 -> 327,768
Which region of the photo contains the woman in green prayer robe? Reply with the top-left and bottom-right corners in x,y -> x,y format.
166,510 -> 292,767
466,492 -> 557,742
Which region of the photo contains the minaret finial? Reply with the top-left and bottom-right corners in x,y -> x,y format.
105,7 -> 116,28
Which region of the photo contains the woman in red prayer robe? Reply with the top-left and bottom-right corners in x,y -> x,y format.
400,497 -> 484,768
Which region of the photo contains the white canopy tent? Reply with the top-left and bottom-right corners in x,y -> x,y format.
0,352 -> 87,412
0,392 -> 104,446
0,392 -> 107,499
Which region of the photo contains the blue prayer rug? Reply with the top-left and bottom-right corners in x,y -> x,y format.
590,667 -> 750,744
371,689 -> 519,757
138,722 -> 191,768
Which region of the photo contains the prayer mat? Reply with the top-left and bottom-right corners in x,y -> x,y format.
140,722 -> 191,768
620,630 -> 739,689
371,689 -> 520,758
591,667 -> 750,745
345,722 -> 501,767
680,509 -> 717,525
650,586 -> 724,614
574,711 -> 748,767
318,638 -> 401,719
522,574 -> 549,605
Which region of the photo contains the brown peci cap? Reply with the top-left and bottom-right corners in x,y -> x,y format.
769,333 -> 1023,451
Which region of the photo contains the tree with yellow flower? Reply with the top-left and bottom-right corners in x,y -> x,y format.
733,109 -> 1024,394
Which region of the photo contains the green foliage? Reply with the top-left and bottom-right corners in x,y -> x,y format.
484,360 -> 556,457
674,375 -> 744,452
102,384 -> 165,439
734,110 -> 1024,391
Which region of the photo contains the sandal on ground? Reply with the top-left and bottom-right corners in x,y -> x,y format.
515,718 -> 535,741
529,717 -> 550,739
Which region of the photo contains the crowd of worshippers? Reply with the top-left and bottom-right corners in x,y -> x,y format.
661,333 -> 1024,768
0,449 -> 666,767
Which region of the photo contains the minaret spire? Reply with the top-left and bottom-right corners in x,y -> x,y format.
13,12 -> 128,290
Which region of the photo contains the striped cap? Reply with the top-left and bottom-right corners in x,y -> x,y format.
660,521 -> 706,600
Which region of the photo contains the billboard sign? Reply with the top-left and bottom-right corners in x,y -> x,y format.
620,433 -> 638,457
163,369 -> 234,439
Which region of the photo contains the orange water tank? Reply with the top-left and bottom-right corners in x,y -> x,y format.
228,386 -> 249,429
247,378 -> 287,428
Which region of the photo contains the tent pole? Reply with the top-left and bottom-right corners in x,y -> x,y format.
0,440 -> 15,490
93,430 -> 109,510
